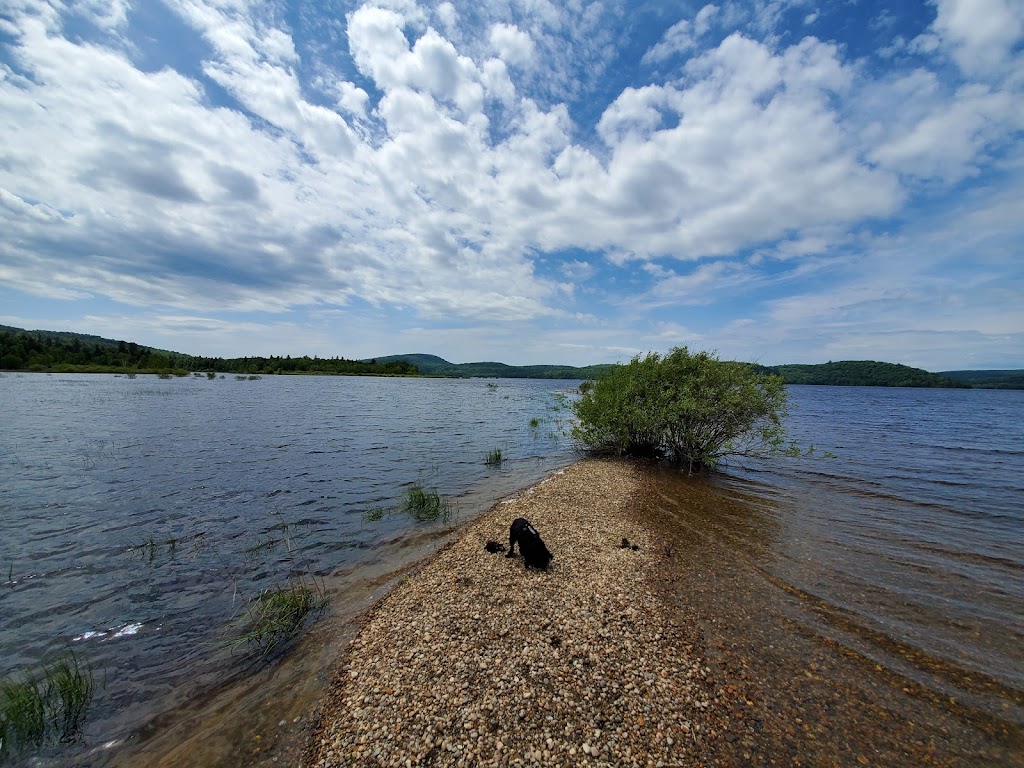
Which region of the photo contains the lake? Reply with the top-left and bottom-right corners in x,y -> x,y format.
1,375 -> 1021,764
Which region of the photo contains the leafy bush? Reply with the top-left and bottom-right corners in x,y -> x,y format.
572,347 -> 791,471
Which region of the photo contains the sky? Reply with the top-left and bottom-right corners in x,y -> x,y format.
1,0 -> 1022,370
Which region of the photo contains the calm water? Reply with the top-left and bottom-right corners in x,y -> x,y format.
2,376 -> 1022,764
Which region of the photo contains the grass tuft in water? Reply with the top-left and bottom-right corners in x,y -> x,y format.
0,654 -> 94,757
361,507 -> 387,522
232,580 -> 326,658
43,655 -> 94,743
529,417 -> 541,429
484,448 -> 503,467
400,485 -> 454,523
1,673 -> 46,754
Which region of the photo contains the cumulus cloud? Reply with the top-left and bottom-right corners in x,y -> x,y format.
488,22 -> 536,68
0,0 -> 1021,367
927,0 -> 1024,78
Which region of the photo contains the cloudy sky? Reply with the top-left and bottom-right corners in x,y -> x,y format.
1,0 -> 1022,369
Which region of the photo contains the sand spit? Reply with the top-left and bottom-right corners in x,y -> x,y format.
307,459 -> 712,767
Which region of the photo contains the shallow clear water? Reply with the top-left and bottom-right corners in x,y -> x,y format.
2,376 -> 1022,764
0,373 -> 579,761
711,385 -> 1024,707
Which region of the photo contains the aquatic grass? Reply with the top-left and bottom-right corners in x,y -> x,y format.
484,448 -> 503,467
0,655 -> 94,757
0,673 -> 46,754
43,655 -> 93,742
361,507 -> 387,522
400,485 -> 455,523
529,417 -> 541,429
231,579 -> 326,658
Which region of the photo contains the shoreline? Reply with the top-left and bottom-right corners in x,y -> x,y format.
305,458 -> 1023,768
109,456 -> 1022,767
307,458 -> 710,767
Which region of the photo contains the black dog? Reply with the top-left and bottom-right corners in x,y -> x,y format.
505,517 -> 553,570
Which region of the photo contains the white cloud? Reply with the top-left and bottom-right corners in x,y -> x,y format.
928,0 -> 1024,78
1,0 -> 1022,369
642,4 -> 718,64
488,23 -> 536,69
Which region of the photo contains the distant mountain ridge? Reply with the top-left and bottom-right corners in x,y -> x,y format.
368,353 -> 617,380
2,325 -> 1021,387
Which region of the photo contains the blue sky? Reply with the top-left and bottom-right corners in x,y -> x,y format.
1,0 -> 1022,369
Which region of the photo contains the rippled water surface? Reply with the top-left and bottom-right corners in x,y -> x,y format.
2,376 -> 1022,764
0,373 -> 579,763
694,385 -> 1024,718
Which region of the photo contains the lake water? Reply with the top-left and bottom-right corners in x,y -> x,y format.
0,373 -> 580,764
1,375 -> 1022,764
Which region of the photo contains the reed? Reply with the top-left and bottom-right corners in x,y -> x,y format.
0,673 -> 45,754
400,485 -> 454,523
484,448 -> 503,466
0,654 -> 94,757
43,655 -> 93,742
232,579 -> 326,658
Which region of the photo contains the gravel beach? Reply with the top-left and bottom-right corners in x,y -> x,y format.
307,459 -> 714,767
306,458 -> 1023,768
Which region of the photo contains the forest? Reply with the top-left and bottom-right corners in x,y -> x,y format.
0,328 -> 417,377
758,361 -> 969,388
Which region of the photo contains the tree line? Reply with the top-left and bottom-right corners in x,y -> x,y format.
0,330 -> 417,377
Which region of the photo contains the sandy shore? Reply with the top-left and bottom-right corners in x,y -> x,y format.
306,459 -> 713,767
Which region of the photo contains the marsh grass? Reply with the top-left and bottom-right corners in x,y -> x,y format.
484,448 -> 503,466
230,579 -> 326,658
362,485 -> 456,524
0,654 -> 94,757
0,673 -> 45,753
400,485 -> 454,523
44,656 -> 94,742
529,417 -> 541,429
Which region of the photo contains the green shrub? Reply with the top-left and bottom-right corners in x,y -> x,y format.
572,346 -> 791,471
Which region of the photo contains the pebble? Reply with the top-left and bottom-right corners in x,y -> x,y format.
306,461 -> 704,768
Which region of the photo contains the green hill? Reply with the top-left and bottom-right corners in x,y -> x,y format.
0,326 -> 415,376
939,370 -> 1024,389
370,354 -> 616,380
760,360 -> 968,388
